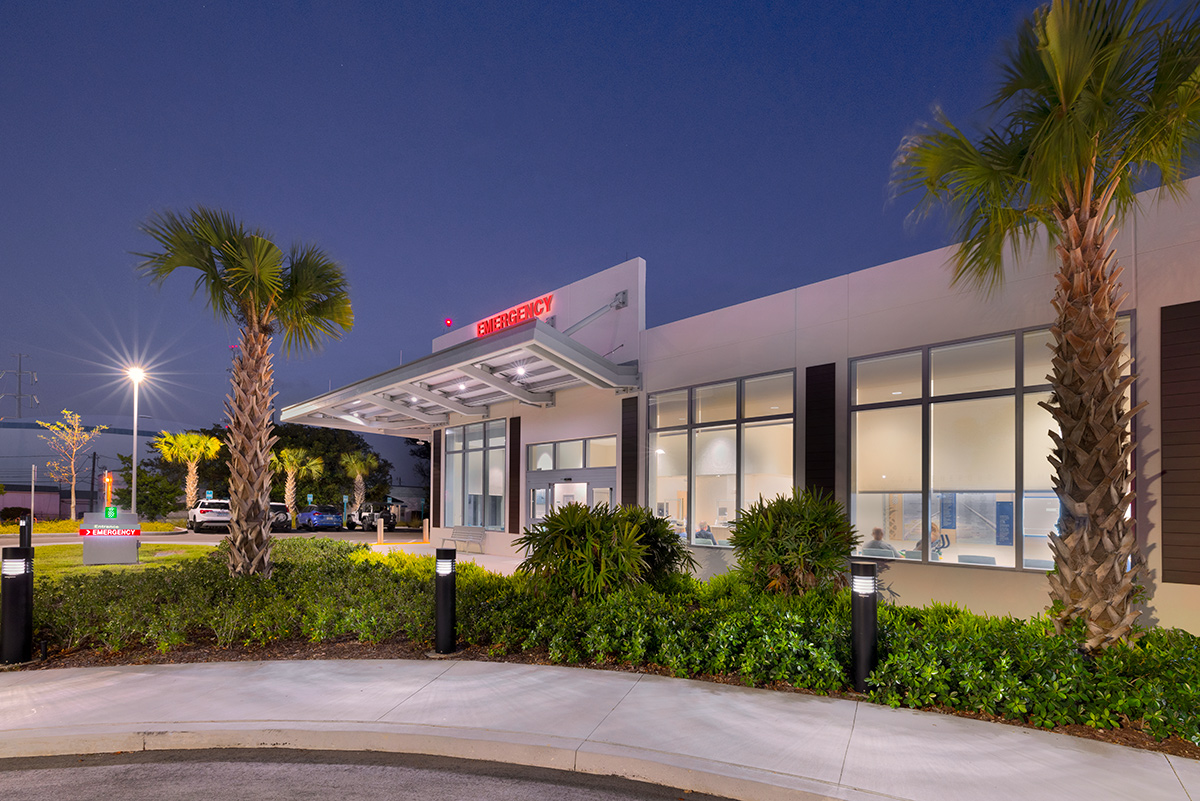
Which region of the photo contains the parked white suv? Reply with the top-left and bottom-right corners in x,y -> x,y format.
188,499 -> 230,533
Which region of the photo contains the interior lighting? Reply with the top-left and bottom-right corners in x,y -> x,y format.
892,391 -> 902,395
655,449 -> 665,454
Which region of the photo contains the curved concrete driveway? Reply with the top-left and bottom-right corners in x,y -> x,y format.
0,660 -> 1195,801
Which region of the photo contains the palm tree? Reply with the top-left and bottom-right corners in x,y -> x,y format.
154,431 -> 223,511
893,0 -> 1200,650
340,451 -> 379,514
137,207 -> 353,577
270,447 -> 324,529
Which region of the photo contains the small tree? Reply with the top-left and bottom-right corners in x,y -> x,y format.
271,448 -> 324,528
112,455 -> 180,520
154,431 -> 223,510
340,451 -> 378,514
37,410 -> 107,520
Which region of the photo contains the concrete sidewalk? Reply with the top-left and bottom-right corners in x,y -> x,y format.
0,660 -> 1195,801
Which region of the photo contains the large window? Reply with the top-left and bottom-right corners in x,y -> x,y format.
648,371 -> 794,546
444,419 -> 506,530
850,320 -> 1133,570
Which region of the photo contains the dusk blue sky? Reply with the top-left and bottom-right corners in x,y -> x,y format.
1,1 -> 1042,474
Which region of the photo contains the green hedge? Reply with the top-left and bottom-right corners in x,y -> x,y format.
29,539 -> 1200,746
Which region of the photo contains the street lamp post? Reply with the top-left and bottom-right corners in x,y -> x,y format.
127,367 -> 145,516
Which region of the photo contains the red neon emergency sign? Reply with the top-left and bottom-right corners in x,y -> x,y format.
475,293 -> 554,338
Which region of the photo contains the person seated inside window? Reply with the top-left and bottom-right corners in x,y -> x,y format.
861,527 -> 900,558
694,521 -> 716,545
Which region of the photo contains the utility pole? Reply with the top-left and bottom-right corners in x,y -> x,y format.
89,452 -> 98,513
0,354 -> 38,418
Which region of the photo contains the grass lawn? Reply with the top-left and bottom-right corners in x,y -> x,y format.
0,519 -> 183,535
32,543 -> 215,580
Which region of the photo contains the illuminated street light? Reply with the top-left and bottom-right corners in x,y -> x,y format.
127,367 -> 145,516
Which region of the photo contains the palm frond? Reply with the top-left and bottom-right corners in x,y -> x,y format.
277,244 -> 354,354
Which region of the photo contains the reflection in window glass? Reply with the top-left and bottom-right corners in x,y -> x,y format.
486,447 -> 505,528
1023,329 -> 1054,387
930,398 -> 1015,568
557,439 -> 584,470
1023,492 -> 1058,569
530,443 -> 554,471
650,431 -> 688,532
854,351 -> 921,405
852,406 -> 922,559
853,492 -> 924,557
592,487 -> 612,509
465,423 -> 485,449
694,382 -> 736,423
445,420 -> 505,530
486,419 -> 506,447
744,372 -> 794,418
465,450 -> 484,527
531,488 -> 547,519
445,452 -> 462,527
931,336 -> 1014,395
587,437 -> 617,467
742,421 -> 792,510
650,390 -> 689,428
930,397 -> 1015,491
1023,393 -> 1056,491
853,407 -> 922,493
693,427 -> 736,544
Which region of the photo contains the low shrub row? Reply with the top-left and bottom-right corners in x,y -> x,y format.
29,538 -> 1200,746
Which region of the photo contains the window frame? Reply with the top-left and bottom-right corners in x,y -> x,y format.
647,369 -> 796,547
848,315 -> 1136,572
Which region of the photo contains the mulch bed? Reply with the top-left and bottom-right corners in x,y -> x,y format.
9,635 -> 1199,762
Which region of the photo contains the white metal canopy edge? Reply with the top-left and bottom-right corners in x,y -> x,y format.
280,319 -> 640,440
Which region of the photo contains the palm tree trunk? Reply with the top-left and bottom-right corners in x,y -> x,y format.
185,461 -> 199,510
285,470 -> 297,528
1043,183 -> 1145,651
225,324 -> 279,577
353,475 -> 365,513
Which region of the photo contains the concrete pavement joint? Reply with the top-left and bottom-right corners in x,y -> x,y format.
370,659 -> 455,722
573,671 -> 646,772
836,700 -> 859,787
1168,756 -> 1195,801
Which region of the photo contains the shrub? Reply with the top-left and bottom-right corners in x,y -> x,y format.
729,487 -> 859,595
1,507 -> 31,522
613,505 -> 698,588
514,503 -> 649,597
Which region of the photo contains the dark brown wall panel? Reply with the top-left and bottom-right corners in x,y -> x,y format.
431,429 -> 442,528
805,364 -> 836,496
1161,300 -> 1200,585
621,396 -> 639,507
508,417 -> 521,534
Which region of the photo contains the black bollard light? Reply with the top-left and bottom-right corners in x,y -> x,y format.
850,560 -> 879,693
1,545 -> 34,664
435,547 -> 457,655
18,513 -> 32,548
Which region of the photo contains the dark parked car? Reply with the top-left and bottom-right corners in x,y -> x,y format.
297,504 -> 343,531
270,502 -> 291,531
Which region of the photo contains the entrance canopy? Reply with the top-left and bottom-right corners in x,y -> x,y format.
281,319 -> 640,440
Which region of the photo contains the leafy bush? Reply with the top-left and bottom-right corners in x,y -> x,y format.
1,507 -> 31,522
515,503 -> 691,597
615,505 -> 698,588
729,487 -> 859,595
25,537 -> 1200,747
